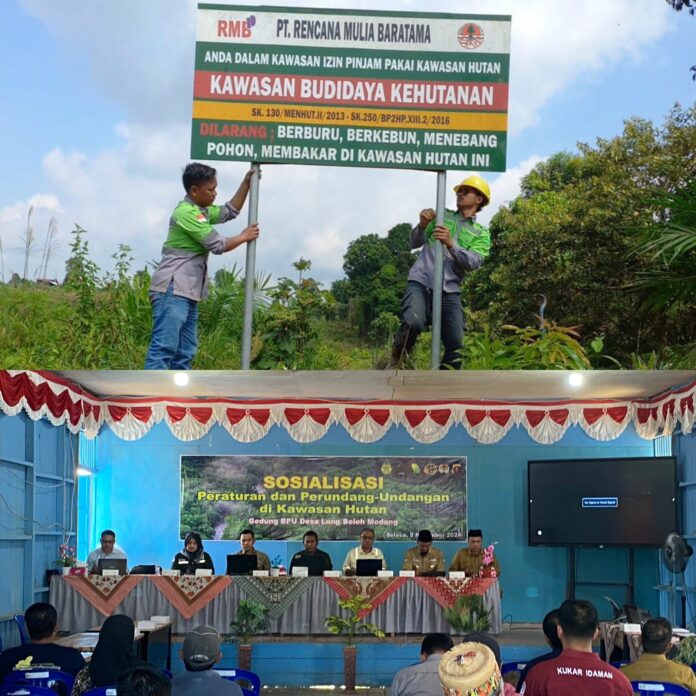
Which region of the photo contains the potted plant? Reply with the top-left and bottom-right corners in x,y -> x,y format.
56,543 -> 76,575
325,594 -> 385,691
443,595 -> 492,634
225,599 -> 270,670
674,636 -> 696,666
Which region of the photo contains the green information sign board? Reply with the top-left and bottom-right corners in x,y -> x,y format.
192,5 -> 511,171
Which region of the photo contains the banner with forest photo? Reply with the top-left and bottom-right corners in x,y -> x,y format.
180,455 -> 467,541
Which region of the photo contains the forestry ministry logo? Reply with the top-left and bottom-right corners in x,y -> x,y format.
457,23 -> 484,49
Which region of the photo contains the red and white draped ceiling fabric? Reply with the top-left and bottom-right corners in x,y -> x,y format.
1,370 -> 693,446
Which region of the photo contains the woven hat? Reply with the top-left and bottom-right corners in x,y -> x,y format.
438,641 -> 501,696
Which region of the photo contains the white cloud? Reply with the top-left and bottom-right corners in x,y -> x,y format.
477,155 -> 546,227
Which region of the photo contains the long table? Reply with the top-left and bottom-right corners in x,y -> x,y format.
50,575 -> 502,635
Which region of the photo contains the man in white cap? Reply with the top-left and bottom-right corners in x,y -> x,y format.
171,624 -> 243,696
389,174 -> 491,370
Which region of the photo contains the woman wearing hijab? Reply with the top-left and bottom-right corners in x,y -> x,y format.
70,615 -> 147,695
171,531 -> 215,575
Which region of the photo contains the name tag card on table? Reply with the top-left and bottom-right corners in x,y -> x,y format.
162,569 -> 179,577
195,569 -> 212,577
102,569 -> 119,577
400,570 -> 415,577
253,570 -> 269,577
377,570 -> 394,578
292,566 -> 309,577
449,571 -> 466,579
324,570 -> 340,577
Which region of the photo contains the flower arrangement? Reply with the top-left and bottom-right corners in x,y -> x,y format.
56,543 -> 76,567
481,544 -> 496,578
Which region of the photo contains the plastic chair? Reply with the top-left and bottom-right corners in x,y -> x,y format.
630,681 -> 691,695
82,689 -> 117,696
0,686 -> 58,696
215,668 -> 261,696
501,661 -> 527,675
13,615 -> 30,646
3,669 -> 75,695
610,659 -> 631,668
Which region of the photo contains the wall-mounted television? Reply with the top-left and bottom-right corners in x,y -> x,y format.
528,457 -> 677,547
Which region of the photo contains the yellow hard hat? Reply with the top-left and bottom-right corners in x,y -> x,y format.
453,175 -> 491,206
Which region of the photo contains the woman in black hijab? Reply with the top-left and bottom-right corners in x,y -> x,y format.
171,531 -> 215,575
71,615 -> 147,695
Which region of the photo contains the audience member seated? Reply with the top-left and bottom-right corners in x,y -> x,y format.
0,602 -> 85,680
86,529 -> 127,573
116,665 -> 171,696
171,532 -> 215,575
519,599 -> 633,695
516,609 -> 562,691
620,617 -> 696,695
234,529 -> 271,571
401,529 -> 445,576
462,631 -> 520,695
389,632 -> 453,696
342,527 -> 387,576
288,530 -> 333,576
171,625 -> 242,696
71,615 -> 148,696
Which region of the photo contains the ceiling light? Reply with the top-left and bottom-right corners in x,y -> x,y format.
173,372 -> 190,387
568,373 -> 584,387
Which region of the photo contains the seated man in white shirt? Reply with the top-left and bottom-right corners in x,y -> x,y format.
390,633 -> 454,696
86,529 -> 127,573
342,527 -> 387,576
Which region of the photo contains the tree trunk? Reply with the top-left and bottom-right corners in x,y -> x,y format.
238,643 -> 252,671
344,645 -> 357,691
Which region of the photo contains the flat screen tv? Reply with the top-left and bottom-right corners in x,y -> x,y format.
528,457 -> 677,547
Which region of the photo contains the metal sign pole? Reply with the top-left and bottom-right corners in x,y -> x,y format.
430,170 -> 447,370
240,163 -> 260,370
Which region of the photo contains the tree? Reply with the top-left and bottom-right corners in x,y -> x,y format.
292,257 -> 312,284
466,105 -> 696,363
335,223 -> 414,339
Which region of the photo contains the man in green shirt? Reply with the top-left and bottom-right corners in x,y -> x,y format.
145,163 -> 259,369
390,174 -> 491,370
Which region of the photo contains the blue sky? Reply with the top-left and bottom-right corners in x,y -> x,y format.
0,0 -> 694,285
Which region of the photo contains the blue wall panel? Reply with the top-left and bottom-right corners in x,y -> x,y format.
90,418 -> 661,622
0,412 -> 76,648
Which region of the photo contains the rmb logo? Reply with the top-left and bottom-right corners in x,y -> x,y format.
217,14 -> 256,38
457,23 -> 484,49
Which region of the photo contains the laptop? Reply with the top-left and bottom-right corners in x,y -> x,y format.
356,559 -> 382,576
98,558 -> 128,576
294,554 -> 328,577
226,554 -> 257,575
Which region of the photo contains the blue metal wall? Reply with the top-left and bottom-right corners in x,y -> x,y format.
0,411 -> 77,649
664,430 -> 696,627
88,417 -> 662,622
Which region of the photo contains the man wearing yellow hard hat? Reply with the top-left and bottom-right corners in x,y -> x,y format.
389,174 -> 491,369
